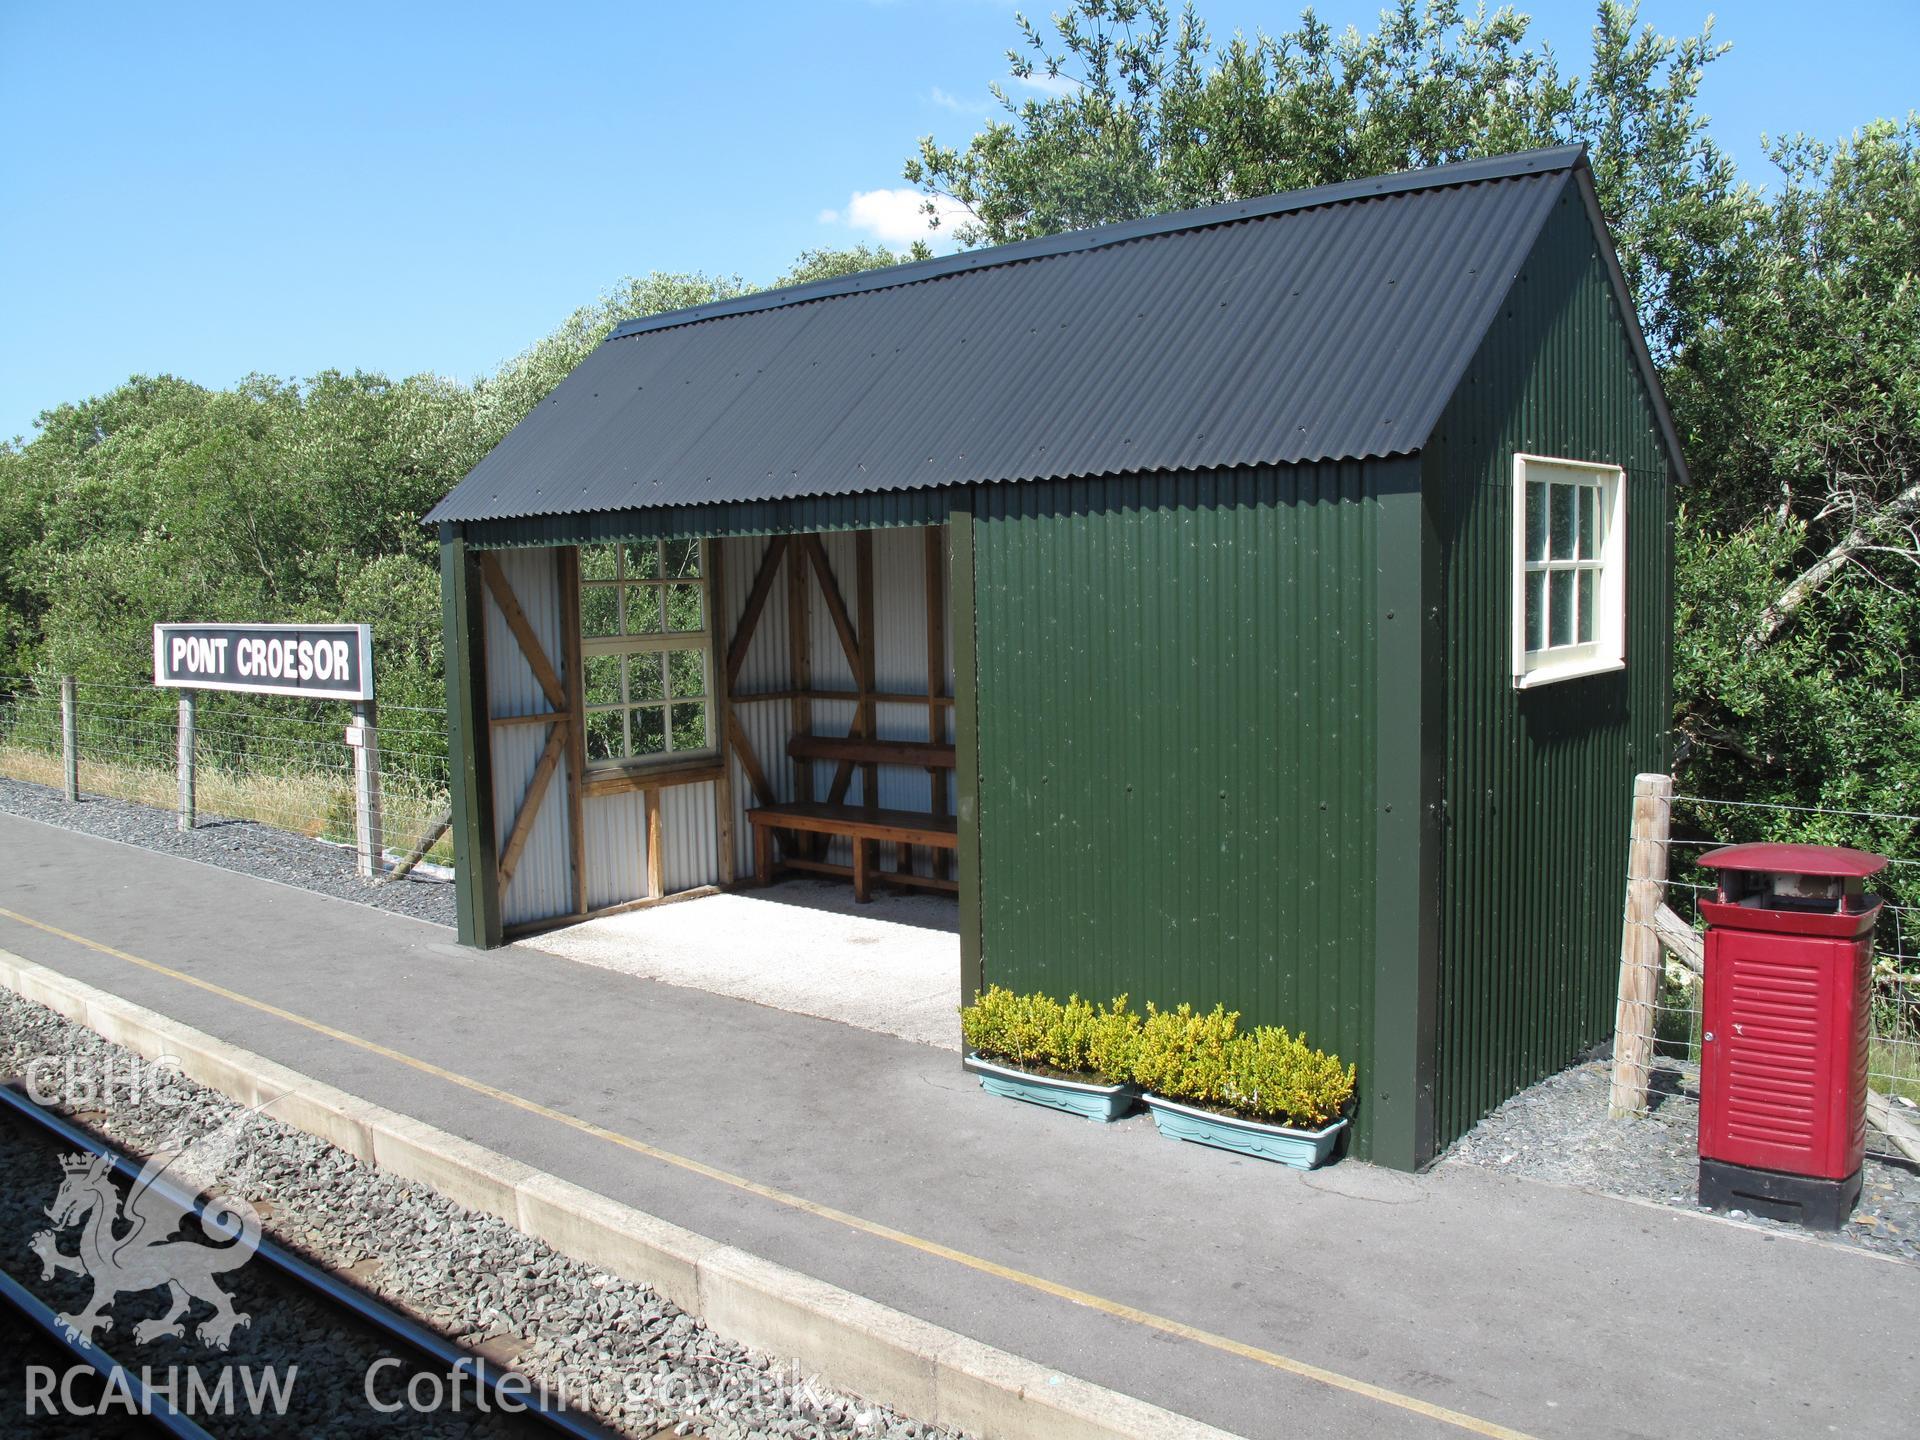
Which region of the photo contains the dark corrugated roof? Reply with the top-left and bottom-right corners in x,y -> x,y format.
430,146 -> 1661,526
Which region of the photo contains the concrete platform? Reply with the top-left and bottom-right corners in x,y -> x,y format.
521,882 -> 961,1051
0,814 -> 1913,1440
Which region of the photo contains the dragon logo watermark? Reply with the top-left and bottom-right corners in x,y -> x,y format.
28,1112 -> 263,1352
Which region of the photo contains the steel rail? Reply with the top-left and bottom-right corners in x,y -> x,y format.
0,1263 -> 211,1438
0,1083 -> 615,1439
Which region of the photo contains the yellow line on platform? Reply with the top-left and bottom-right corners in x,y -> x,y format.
0,903 -> 1538,1440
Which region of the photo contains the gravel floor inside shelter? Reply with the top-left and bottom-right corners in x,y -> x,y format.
1441,1057 -> 1920,1263
0,776 -> 454,928
0,988 -> 966,1439
523,881 -> 961,1051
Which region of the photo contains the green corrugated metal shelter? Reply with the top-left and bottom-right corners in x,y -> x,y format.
426,146 -> 1685,1170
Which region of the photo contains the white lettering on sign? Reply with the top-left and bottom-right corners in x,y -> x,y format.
168,635 -> 231,676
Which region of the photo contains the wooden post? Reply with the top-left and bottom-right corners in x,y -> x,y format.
350,697 -> 383,877
60,676 -> 78,802
646,787 -> 665,899
949,506 -> 983,1011
378,803 -> 452,886
708,539 -> 737,886
558,546 -> 588,916
924,526 -> 949,880
853,530 -> 878,878
176,692 -> 196,832
786,535 -> 815,858
1610,772 -> 1675,1117
441,532 -> 502,948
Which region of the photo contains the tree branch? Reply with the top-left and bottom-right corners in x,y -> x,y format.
1743,477 -> 1920,654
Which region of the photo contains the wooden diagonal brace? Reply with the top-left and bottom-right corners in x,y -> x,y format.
802,535 -> 862,681
727,710 -> 775,808
726,536 -> 789,685
498,717 -> 567,890
480,553 -> 567,714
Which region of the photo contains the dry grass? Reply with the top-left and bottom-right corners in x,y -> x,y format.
1872,1036 -> 1920,1106
0,742 -> 453,866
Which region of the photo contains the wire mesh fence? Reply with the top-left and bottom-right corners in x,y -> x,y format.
1623,790 -> 1920,1165
0,674 -> 454,870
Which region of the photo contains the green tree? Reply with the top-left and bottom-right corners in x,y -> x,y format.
1666,119 -> 1920,864
776,242 -> 929,288
905,0 -> 1742,359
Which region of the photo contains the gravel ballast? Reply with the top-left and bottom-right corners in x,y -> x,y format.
1442,1056 -> 1920,1263
0,775 -> 454,928
0,988 -> 965,1439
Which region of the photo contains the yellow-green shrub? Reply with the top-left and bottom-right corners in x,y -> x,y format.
1127,1003 -> 1239,1103
1216,1026 -> 1355,1128
1131,1002 -> 1354,1128
961,987 -> 1140,1084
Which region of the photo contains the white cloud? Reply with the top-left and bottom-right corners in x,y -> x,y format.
929,86 -> 967,112
822,188 -> 971,246
1016,70 -> 1080,97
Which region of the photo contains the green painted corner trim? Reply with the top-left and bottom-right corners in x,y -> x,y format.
949,505 -> 984,1019
1369,457 -> 1442,1169
440,533 -> 502,948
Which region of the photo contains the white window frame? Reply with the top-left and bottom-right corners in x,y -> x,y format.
1510,454 -> 1627,689
578,539 -> 716,770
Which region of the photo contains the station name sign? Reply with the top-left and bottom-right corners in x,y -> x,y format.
153,623 -> 374,701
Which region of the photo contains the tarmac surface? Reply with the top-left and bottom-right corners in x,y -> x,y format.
0,812 -> 1912,1440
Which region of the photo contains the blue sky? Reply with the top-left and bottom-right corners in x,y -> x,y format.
2,1 -> 1915,443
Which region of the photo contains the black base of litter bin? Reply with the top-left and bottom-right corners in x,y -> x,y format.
1698,1158 -> 1861,1231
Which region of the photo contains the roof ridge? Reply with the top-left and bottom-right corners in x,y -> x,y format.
608,144 -> 1586,343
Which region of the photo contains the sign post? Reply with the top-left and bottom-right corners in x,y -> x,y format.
345,698 -> 383,880
154,623 -> 380,872
176,692 -> 196,832
60,676 -> 78,802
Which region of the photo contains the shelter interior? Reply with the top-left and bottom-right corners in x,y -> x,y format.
479,525 -> 957,938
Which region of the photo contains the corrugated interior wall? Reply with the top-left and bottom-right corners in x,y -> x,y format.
583,790 -> 647,911
484,547 -> 575,926
720,528 -> 953,880
1425,186 -> 1676,1147
661,781 -> 719,894
971,468 -> 1380,1128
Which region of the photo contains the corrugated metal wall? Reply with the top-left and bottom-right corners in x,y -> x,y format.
719,528 -> 952,879
1425,186 -> 1676,1147
483,548 -> 575,926
661,782 -> 720,894
970,468 -> 1380,1117
583,791 -> 647,911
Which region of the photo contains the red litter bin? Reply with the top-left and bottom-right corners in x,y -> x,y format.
1695,842 -> 1886,1230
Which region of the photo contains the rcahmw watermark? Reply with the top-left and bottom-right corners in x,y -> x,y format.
24,1364 -> 297,1419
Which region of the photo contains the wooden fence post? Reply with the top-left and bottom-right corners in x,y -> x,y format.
176,692 -> 196,832
60,676 -> 78,802
350,698 -> 384,879
1610,771 -> 1675,1117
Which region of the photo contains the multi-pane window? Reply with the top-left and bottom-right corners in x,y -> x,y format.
1511,455 -> 1626,687
578,540 -> 711,766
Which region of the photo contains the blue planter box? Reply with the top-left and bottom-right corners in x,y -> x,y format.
1142,1094 -> 1347,1169
965,1054 -> 1139,1123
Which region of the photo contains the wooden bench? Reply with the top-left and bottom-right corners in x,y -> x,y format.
747,734 -> 956,901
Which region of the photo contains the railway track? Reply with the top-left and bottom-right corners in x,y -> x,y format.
0,1082 -> 623,1438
